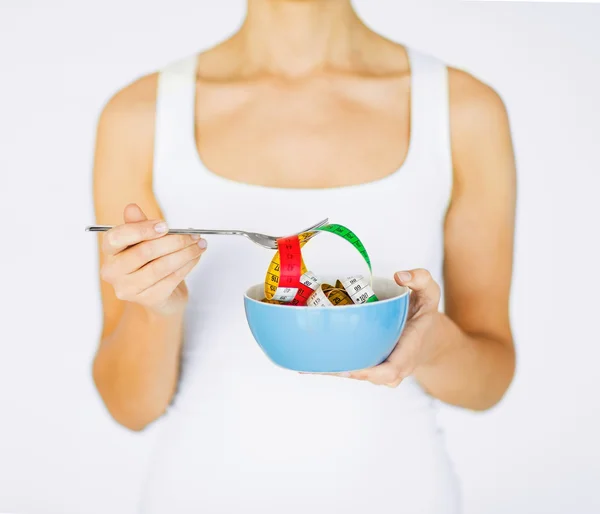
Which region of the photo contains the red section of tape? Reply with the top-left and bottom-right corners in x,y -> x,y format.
277,235 -> 315,306
290,283 -> 312,306
276,234 -> 302,292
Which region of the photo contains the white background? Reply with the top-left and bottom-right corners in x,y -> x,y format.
1,1 -> 599,513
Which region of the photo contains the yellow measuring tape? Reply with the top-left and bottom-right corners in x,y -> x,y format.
263,223 -> 378,307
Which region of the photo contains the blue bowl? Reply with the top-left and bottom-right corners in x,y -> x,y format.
244,276 -> 410,373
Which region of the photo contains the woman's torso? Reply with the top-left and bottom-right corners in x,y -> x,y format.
139,46 -> 461,514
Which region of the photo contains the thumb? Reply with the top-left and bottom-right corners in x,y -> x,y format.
123,203 -> 148,224
394,269 -> 441,312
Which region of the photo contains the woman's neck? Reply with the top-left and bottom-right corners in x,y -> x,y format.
235,0 -> 369,77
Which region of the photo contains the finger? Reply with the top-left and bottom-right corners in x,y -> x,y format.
127,243 -> 204,294
123,203 -> 148,224
344,328 -> 419,386
137,256 -> 201,304
394,269 -> 440,309
109,234 -> 207,276
348,361 -> 401,385
324,365 -> 408,388
102,219 -> 169,256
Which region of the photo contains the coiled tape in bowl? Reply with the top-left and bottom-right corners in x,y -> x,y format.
263,223 -> 378,306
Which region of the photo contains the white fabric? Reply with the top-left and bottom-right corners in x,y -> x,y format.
140,47 -> 460,513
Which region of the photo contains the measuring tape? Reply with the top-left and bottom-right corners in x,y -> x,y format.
305,282 -> 352,307
264,232 -> 319,304
263,223 -> 378,306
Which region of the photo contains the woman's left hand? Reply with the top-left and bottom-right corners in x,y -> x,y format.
339,269 -> 444,387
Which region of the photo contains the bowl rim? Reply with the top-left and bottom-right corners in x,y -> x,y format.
244,275 -> 410,310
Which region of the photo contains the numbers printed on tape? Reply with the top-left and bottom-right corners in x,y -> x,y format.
340,275 -> 377,304
265,233 -> 308,303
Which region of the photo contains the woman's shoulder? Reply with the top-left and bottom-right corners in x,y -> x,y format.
408,47 -> 505,109
444,64 -> 514,192
447,66 -> 507,120
97,52 -> 198,129
93,71 -> 162,196
98,70 -> 158,129
94,67 -> 166,176
403,45 -> 508,142
446,65 -> 510,170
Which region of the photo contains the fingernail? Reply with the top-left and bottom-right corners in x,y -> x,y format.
198,239 -> 207,249
154,222 -> 168,234
397,271 -> 411,282
338,372 -> 351,378
190,234 -> 201,240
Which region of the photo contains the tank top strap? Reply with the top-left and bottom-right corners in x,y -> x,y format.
153,54 -> 198,177
406,48 -> 453,180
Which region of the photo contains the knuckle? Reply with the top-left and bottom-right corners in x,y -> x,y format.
417,268 -> 432,282
376,363 -> 403,384
150,255 -> 170,280
100,264 -> 113,282
136,241 -> 153,261
113,287 -> 128,301
136,222 -> 155,241
367,372 -> 387,385
394,368 -> 408,382
398,362 -> 415,379
103,231 -> 117,250
148,263 -> 164,283
382,369 -> 399,384
141,225 -> 155,240
178,234 -> 190,248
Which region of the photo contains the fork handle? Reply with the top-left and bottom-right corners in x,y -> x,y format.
85,225 -> 244,236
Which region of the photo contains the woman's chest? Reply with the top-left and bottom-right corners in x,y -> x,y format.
194,81 -> 410,189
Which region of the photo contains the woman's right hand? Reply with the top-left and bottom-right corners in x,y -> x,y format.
100,204 -> 207,316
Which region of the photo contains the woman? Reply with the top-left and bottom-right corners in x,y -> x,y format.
92,0 -> 516,512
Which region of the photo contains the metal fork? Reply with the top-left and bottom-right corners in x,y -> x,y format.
85,218 -> 329,250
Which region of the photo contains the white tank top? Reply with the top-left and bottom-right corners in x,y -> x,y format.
140,48 -> 461,514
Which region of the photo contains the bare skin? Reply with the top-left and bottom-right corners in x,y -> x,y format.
92,0 -> 516,431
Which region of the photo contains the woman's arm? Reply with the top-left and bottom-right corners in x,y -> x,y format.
347,70 -> 517,410
91,75 -> 205,431
415,69 -> 516,409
